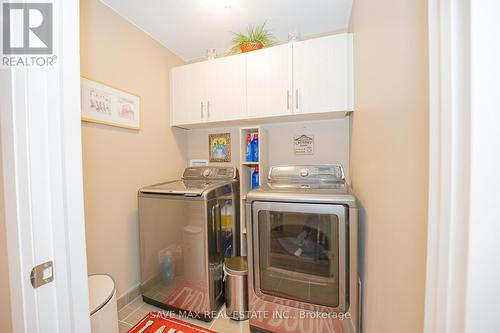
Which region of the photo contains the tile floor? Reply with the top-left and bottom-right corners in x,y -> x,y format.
118,296 -> 250,333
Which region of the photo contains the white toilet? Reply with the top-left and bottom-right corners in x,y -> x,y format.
88,274 -> 119,333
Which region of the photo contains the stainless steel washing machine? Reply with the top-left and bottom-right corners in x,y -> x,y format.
246,165 -> 358,333
138,166 -> 239,321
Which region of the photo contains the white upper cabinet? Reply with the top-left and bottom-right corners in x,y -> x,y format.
205,54 -> 247,122
171,55 -> 247,126
171,62 -> 206,126
293,33 -> 353,114
170,33 -> 353,128
246,43 -> 293,119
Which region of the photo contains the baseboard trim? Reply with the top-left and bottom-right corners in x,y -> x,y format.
117,285 -> 141,310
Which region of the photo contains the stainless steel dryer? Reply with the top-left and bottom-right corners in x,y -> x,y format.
246,165 -> 358,333
138,166 -> 239,320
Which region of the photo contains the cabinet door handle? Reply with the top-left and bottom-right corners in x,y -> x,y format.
201,102 -> 204,120
287,90 -> 290,111
207,101 -> 210,119
295,89 -> 299,111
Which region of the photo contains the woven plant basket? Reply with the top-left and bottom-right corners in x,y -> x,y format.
240,42 -> 264,53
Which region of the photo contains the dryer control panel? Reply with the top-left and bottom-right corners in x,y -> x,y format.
268,165 -> 344,183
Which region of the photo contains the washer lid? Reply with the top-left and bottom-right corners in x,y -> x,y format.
139,180 -> 209,196
88,274 -> 115,315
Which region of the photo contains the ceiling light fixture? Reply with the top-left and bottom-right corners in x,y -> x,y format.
205,0 -> 232,9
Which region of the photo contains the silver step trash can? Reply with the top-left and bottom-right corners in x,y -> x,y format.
224,256 -> 248,320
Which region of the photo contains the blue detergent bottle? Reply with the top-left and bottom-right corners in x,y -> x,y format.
245,133 -> 252,162
251,133 -> 259,162
252,166 -> 259,189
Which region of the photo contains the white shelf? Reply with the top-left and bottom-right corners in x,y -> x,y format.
239,126 -> 268,256
173,111 -> 350,129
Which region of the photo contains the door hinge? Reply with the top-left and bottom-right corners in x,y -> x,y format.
30,261 -> 54,288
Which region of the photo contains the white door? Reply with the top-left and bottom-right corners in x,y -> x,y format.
425,1 -> 500,332
171,62 -> 207,126
293,34 -> 354,114
205,54 -> 247,122
246,43 -> 293,119
0,0 -> 90,332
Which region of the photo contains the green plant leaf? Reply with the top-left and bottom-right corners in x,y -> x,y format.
229,21 -> 275,54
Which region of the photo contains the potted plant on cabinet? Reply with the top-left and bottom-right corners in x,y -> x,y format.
230,22 -> 275,54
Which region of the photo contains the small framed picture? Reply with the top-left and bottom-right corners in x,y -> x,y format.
209,133 -> 231,162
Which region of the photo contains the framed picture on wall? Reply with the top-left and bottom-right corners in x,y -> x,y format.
80,77 -> 141,130
209,133 -> 231,162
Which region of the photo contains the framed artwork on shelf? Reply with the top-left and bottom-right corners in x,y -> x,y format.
209,133 -> 231,162
80,76 -> 141,130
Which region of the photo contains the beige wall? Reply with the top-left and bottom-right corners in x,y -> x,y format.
0,134 -> 12,333
349,0 -> 428,332
186,118 -> 351,177
80,0 -> 186,298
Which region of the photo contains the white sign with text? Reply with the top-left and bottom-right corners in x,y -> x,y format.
294,134 -> 314,155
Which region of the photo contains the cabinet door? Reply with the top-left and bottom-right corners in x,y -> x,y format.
246,43 -> 293,119
170,62 -> 206,126
293,34 -> 353,114
205,54 -> 247,122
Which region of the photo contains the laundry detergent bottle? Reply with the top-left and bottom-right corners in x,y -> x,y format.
252,166 -> 259,189
245,133 -> 252,162
251,133 -> 259,162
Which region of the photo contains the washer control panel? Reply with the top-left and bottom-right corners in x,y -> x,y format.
183,167 -> 238,180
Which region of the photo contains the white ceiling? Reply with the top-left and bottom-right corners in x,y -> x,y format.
100,0 -> 353,61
